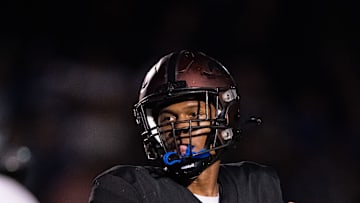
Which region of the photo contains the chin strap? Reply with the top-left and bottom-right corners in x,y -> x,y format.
163,144 -> 211,166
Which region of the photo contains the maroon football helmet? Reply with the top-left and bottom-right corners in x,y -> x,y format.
133,50 -> 242,180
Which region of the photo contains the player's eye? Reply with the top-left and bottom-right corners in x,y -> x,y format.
190,112 -> 198,118
189,112 -> 206,119
159,115 -> 176,125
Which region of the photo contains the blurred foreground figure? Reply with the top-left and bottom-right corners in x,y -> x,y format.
0,136 -> 39,203
0,174 -> 39,203
89,50 -> 284,202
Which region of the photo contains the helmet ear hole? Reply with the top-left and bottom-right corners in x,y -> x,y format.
143,135 -> 166,160
143,139 -> 158,160
226,101 -> 241,131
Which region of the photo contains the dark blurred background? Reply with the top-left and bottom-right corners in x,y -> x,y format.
0,0 -> 359,202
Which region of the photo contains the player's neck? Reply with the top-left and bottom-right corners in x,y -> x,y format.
187,160 -> 220,196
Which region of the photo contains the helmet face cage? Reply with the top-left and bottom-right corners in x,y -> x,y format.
133,87 -> 240,161
133,50 -> 241,179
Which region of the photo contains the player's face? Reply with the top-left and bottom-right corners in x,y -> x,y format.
157,100 -> 216,156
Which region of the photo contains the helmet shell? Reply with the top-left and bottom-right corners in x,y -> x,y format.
139,50 -> 236,102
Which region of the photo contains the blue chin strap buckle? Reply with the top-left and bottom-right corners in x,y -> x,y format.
163,144 -> 211,166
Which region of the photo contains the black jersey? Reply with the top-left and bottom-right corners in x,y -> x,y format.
89,161 -> 284,203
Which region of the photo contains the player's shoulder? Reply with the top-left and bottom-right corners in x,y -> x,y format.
93,164 -> 163,183
219,161 -> 284,202
220,161 -> 279,179
95,165 -> 146,178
